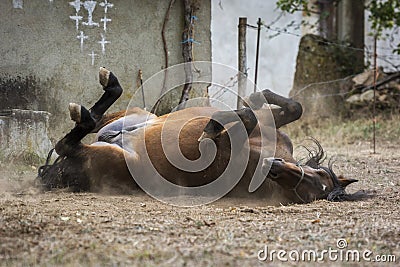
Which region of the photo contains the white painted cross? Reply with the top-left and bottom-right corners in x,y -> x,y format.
99,0 -> 113,13
82,1 -> 99,27
88,51 -> 98,66
100,15 -> 111,32
98,34 -> 110,54
77,31 -> 89,52
70,14 -> 83,31
69,0 -> 82,13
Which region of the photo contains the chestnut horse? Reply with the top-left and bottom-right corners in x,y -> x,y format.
37,68 -> 357,204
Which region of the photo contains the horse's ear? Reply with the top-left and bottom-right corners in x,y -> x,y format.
337,175 -> 358,187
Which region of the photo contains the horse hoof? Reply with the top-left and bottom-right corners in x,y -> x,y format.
99,67 -> 110,87
245,92 -> 265,109
69,103 -> 81,123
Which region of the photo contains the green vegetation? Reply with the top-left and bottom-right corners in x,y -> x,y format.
276,0 -> 400,53
369,0 -> 400,43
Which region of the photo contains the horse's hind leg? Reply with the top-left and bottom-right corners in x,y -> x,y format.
69,67 -> 123,124
199,108 -> 258,141
55,68 -> 123,157
90,67 -> 123,120
245,89 -> 303,128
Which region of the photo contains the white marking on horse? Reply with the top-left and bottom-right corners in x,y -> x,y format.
96,113 -> 157,143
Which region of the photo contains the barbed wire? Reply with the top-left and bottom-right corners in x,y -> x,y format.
212,19 -> 400,103
210,69 -> 400,104
377,56 -> 400,70
264,11 -> 285,28
366,45 -> 400,51
210,75 -> 239,100
264,25 -> 400,59
210,67 -> 253,100
245,22 -> 400,61
290,74 -> 359,98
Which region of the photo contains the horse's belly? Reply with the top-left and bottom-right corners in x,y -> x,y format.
96,112 -> 157,142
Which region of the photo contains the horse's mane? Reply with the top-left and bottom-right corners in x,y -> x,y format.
300,138 -> 348,201
300,137 -> 327,168
300,138 -> 372,202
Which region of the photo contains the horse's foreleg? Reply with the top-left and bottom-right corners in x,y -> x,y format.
245,89 -> 302,128
55,68 -> 123,157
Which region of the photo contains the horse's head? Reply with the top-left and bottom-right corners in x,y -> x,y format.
264,158 -> 357,203
263,139 -> 357,203
36,149 -> 91,192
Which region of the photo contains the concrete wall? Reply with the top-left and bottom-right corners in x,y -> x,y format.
0,0 -> 211,143
0,109 -> 52,160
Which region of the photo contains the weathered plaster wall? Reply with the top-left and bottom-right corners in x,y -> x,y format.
0,0 -> 211,143
0,109 -> 52,160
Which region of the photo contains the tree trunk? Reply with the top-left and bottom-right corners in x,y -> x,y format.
319,0 -> 337,40
337,0 -> 364,73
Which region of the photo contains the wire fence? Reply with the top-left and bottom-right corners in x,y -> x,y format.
260,24 -> 400,68
211,18 -> 400,102
208,15 -> 400,154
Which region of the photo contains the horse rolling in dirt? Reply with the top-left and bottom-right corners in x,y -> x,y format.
37,67 -> 357,205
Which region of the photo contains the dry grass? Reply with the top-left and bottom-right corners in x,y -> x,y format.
1,115 -> 399,266
283,113 -> 400,147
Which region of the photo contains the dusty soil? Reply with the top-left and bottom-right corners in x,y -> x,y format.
1,141 -> 399,266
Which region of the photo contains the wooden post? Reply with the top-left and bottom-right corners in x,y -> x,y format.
237,17 -> 247,109
373,35 -> 377,154
139,69 -> 146,109
254,18 -> 261,93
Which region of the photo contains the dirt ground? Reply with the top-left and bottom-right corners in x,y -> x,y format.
1,139 -> 399,266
